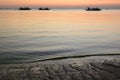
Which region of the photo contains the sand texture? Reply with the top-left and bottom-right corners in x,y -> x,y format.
0,56 -> 120,80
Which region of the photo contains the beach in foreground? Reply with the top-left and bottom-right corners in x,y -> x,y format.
0,55 -> 120,80
0,10 -> 120,80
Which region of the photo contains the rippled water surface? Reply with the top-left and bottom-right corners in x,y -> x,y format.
0,10 -> 120,63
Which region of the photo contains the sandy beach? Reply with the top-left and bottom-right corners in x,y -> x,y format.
0,55 -> 120,80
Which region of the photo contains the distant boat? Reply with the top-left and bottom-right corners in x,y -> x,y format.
18,7 -> 31,10
86,7 -> 101,11
38,8 -> 50,10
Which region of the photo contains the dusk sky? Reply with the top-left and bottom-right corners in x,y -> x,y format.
0,0 -> 120,9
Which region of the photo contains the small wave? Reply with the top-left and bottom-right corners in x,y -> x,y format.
17,49 -> 75,56
0,49 -> 75,64
31,53 -> 120,62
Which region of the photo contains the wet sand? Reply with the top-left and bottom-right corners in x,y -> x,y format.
0,55 -> 120,80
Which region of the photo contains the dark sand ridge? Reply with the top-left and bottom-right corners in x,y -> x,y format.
0,53 -> 120,80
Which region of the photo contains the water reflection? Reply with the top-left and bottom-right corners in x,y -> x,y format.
0,10 -> 120,63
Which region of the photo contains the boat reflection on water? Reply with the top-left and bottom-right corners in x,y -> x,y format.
39,8 -> 50,10
86,7 -> 101,11
18,7 -> 31,10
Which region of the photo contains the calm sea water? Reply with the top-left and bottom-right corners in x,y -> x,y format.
0,10 -> 120,63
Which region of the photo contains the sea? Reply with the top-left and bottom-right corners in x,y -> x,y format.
0,9 -> 120,64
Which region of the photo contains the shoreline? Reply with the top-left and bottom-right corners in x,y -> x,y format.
0,53 -> 120,64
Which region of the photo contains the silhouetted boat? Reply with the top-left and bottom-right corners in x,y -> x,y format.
18,7 -> 31,10
86,7 -> 101,11
39,8 -> 50,10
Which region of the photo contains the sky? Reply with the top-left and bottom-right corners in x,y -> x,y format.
0,0 -> 120,9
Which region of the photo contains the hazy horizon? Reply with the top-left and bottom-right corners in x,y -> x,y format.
0,7 -> 120,10
0,0 -> 120,9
